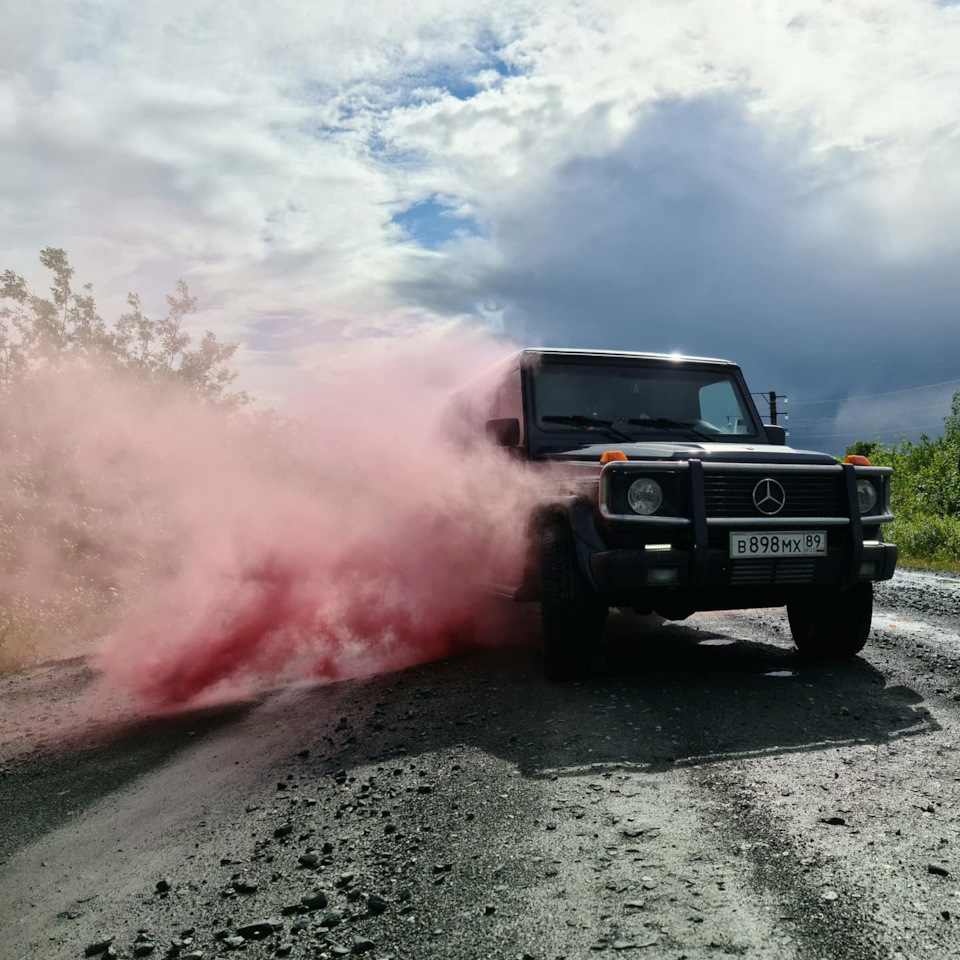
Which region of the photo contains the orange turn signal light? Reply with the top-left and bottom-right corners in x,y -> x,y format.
843,455 -> 872,466
600,450 -> 629,464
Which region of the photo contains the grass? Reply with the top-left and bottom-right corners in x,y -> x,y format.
890,554 -> 960,576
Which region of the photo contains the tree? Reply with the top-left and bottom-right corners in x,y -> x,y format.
844,439 -> 879,461
944,389 -> 960,440
0,247 -> 248,406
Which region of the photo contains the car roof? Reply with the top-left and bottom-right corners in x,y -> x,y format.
518,347 -> 737,366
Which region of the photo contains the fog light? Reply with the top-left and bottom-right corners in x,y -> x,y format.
648,567 -> 679,584
645,543 -> 672,552
859,560 -> 877,578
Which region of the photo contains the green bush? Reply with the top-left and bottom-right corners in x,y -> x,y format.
887,513 -> 960,565
846,392 -> 960,568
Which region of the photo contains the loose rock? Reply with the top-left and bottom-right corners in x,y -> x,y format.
301,891 -> 329,910
85,939 -> 115,957
367,894 -> 389,914
236,919 -> 281,939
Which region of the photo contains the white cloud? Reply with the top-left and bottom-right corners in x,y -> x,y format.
3,1 -> 960,424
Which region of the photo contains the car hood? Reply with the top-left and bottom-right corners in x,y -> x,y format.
542,441 -> 837,465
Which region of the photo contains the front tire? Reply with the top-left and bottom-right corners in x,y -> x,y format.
539,521 -> 607,680
787,583 -> 873,659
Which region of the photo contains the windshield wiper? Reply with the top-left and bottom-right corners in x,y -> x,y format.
627,417 -> 713,441
541,415 -> 635,443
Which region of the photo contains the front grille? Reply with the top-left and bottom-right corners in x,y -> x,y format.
730,558 -> 816,586
703,474 -> 845,518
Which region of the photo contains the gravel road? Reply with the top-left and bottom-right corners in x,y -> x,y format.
3,569 -> 960,960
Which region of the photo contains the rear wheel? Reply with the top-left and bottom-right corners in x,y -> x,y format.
787,583 -> 873,659
539,521 -> 607,680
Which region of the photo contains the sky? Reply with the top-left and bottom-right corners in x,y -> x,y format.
3,0 -> 960,452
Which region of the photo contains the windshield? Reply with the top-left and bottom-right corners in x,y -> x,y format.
531,360 -> 761,441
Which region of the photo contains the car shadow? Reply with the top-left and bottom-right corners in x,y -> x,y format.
318,607 -> 938,783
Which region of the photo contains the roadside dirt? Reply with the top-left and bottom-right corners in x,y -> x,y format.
2,571 -> 960,960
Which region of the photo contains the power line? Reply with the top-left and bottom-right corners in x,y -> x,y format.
791,376 -> 960,406
793,420 -> 946,440
792,399 -> 951,426
862,358 -> 960,383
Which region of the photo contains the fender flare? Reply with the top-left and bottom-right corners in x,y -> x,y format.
518,496 -> 606,599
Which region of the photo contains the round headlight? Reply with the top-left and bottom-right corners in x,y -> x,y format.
856,478 -> 878,514
627,478 -> 663,516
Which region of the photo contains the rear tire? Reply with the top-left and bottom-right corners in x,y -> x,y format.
539,521 -> 607,680
787,583 -> 873,660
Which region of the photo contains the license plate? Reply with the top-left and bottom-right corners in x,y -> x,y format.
729,531 -> 827,558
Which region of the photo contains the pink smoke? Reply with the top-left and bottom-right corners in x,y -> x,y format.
0,330 -> 546,709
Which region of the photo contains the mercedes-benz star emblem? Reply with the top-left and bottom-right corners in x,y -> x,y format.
752,478 -> 786,516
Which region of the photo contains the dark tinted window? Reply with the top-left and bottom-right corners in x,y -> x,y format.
531,361 -> 760,440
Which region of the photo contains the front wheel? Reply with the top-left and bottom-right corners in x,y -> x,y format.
539,521 -> 607,680
787,583 -> 873,660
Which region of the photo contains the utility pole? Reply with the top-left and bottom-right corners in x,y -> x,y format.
753,391 -> 789,430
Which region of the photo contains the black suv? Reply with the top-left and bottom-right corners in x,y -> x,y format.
445,348 -> 897,679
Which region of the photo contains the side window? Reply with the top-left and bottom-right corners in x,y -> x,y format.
699,380 -> 746,434
496,367 -> 524,445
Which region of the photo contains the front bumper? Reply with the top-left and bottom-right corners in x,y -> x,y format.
582,458 -> 897,603
589,539 -> 898,595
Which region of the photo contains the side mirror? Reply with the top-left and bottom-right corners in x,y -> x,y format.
485,418 -> 520,448
764,424 -> 787,445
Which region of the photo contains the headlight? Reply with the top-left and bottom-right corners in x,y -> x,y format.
856,478 -> 878,514
627,478 -> 663,516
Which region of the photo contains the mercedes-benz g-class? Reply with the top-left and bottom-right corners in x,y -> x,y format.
445,348 -> 897,679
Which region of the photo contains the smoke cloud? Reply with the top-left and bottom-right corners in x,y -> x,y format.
0,331 -> 544,710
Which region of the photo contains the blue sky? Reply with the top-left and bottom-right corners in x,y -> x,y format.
3,1 -> 960,452
392,198 -> 480,250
